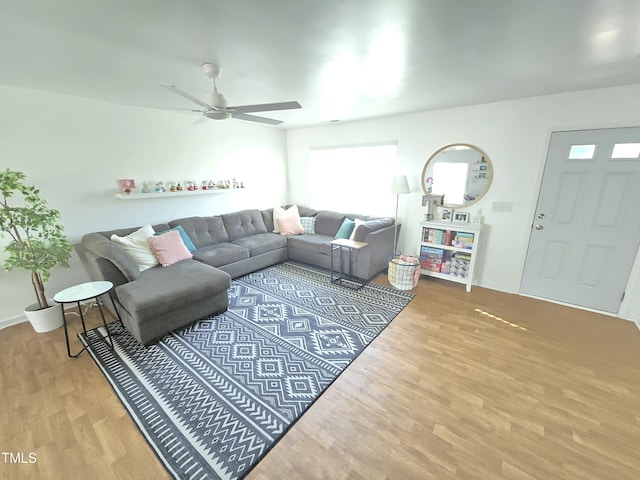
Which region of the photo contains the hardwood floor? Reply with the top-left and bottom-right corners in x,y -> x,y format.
1,276 -> 639,480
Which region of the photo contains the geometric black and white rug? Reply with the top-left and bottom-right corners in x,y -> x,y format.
82,261 -> 414,480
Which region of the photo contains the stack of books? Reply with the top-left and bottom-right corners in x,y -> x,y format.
422,228 -> 457,246
449,252 -> 471,277
451,232 -> 474,249
419,246 -> 444,272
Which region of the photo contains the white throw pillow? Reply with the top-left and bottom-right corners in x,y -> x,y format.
273,205 -> 300,233
111,224 -> 159,271
349,218 -> 367,240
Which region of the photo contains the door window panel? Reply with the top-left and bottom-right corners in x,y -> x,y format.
611,143 -> 640,159
568,144 -> 595,160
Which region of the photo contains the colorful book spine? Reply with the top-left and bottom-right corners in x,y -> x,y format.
420,246 -> 444,272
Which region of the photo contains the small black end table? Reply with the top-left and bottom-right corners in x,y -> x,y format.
330,238 -> 369,290
53,281 -> 120,358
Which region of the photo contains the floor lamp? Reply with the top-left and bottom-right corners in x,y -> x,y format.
390,175 -> 410,257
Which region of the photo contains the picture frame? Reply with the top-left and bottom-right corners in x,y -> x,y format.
440,208 -> 453,222
454,211 -> 469,223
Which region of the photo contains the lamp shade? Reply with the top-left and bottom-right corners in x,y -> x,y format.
390,175 -> 410,194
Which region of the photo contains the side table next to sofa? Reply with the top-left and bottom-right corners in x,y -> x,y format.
330,238 -> 369,290
53,280 -> 121,358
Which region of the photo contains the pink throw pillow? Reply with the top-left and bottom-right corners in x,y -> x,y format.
148,230 -> 193,267
276,214 -> 304,235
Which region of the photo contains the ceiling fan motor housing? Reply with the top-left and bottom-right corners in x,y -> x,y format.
205,91 -> 227,109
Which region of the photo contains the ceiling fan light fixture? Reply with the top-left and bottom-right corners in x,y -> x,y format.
204,110 -> 230,120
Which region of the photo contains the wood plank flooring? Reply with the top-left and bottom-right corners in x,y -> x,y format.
1,275 -> 639,480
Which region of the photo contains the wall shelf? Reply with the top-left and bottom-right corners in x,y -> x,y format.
115,189 -> 245,200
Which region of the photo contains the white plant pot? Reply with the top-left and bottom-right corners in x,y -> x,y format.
24,300 -> 63,333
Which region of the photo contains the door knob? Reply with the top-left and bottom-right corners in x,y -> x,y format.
535,224 -> 544,230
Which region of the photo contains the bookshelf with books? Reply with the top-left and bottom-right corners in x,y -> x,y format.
419,221 -> 483,292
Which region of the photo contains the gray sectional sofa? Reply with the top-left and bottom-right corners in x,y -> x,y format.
77,206 -> 395,345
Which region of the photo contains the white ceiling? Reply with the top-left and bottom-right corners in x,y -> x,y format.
2,0 -> 640,128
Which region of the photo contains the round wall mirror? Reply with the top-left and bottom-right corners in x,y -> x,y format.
421,143 -> 493,208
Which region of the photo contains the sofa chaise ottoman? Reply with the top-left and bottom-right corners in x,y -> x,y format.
77,225 -> 231,345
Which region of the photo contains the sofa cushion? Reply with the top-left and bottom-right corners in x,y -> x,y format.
115,259 -> 230,324
231,233 -> 287,256
148,230 -> 193,267
287,234 -> 332,254
297,206 -> 318,217
110,225 -> 159,271
350,218 -> 367,240
169,216 -> 228,247
261,208 -> 275,232
315,211 -> 347,236
335,218 -> 356,239
221,209 -> 268,240
300,216 -> 316,234
277,213 -> 304,235
272,205 -> 300,233
192,242 -> 250,267
155,225 -> 197,252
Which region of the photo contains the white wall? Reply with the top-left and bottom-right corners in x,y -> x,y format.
0,85 -> 288,327
286,84 -> 640,323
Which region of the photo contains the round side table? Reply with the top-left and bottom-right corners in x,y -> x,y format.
53,281 -> 120,358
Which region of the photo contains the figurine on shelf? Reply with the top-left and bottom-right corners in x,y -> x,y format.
208,180 -> 217,189
169,183 -> 177,192
155,181 -> 166,193
425,176 -> 434,193
231,178 -> 238,189
201,180 -> 208,190
176,182 -> 183,191
240,182 -> 245,188
141,181 -> 151,194
118,179 -> 136,194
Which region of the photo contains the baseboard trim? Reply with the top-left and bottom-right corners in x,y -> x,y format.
518,292 -> 620,318
0,314 -> 27,330
0,300 -> 98,331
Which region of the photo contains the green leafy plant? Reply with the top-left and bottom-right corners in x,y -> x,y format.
0,168 -> 73,309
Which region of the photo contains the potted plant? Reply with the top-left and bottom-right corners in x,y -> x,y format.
0,168 -> 73,332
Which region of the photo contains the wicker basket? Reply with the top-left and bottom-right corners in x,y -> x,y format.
388,255 -> 420,290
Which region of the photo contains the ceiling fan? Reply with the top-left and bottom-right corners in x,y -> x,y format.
159,63 -> 301,125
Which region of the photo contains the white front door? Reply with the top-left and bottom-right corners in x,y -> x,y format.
520,127 -> 640,313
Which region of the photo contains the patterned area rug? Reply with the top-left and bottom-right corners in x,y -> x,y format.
82,261 -> 413,480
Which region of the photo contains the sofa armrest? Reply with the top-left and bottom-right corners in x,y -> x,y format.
80,233 -> 141,282
353,218 -> 393,242
353,224 -> 396,280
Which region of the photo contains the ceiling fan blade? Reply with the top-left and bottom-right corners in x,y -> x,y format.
228,101 -> 301,113
139,105 -> 204,113
157,82 -> 214,109
194,115 -> 208,125
231,112 -> 283,125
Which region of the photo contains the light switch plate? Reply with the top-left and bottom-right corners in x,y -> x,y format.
491,201 -> 513,213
